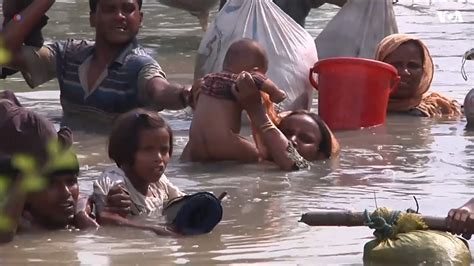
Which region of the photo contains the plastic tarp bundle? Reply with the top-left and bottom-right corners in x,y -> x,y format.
364,230 -> 471,265
363,208 -> 472,265
194,0 -> 318,111
315,0 -> 398,60
158,0 -> 219,30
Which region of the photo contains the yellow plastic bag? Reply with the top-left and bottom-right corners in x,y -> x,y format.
364,230 -> 471,265
363,208 -> 472,265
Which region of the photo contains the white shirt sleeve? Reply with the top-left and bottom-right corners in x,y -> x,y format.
159,175 -> 185,201
92,167 -> 126,214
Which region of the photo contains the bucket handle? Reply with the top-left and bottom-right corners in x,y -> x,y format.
390,75 -> 401,93
309,66 -> 318,90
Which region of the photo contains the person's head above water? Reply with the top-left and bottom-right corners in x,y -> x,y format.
223,38 -> 269,74
375,34 -> 433,102
0,149 -> 80,229
108,108 -> 173,186
88,0 -> 144,46
277,110 -> 340,161
375,34 -> 460,117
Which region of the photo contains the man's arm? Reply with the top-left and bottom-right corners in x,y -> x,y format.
1,0 -> 55,70
97,211 -> 178,236
145,78 -> 192,110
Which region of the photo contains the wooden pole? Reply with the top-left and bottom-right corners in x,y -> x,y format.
299,211 -> 454,233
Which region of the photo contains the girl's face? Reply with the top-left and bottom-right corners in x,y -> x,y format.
132,127 -> 171,184
278,114 -> 323,161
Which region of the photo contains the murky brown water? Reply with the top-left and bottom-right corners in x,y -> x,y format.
1,0 -> 474,264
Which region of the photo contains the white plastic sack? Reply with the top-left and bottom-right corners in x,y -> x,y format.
194,0 -> 318,111
315,0 -> 398,60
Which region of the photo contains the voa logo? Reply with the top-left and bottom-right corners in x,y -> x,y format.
437,10 -> 464,23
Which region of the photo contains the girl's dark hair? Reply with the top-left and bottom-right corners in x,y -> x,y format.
89,0 -> 143,13
285,110 -> 333,159
108,109 -> 173,167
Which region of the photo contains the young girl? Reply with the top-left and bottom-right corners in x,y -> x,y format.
93,109 -> 185,235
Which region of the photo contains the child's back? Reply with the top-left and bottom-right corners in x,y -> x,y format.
182,39 -> 286,162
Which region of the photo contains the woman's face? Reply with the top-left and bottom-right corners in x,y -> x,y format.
278,114 -> 322,161
383,41 -> 424,99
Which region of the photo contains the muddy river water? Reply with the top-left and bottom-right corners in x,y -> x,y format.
1,0 -> 474,264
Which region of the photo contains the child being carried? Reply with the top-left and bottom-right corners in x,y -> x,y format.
182,38 -> 286,162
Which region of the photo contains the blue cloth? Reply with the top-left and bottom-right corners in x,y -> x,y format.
166,192 -> 223,235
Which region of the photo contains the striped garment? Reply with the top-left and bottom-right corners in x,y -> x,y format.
18,38 -> 166,121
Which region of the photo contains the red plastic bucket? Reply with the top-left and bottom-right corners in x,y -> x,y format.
309,57 -> 400,131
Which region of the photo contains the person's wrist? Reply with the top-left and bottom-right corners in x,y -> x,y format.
179,85 -> 192,108
250,110 -> 272,128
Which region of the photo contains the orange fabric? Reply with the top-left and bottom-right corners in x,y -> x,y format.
375,34 -> 460,117
250,92 -> 280,157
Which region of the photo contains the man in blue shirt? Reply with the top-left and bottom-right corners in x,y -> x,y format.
1,0 -> 193,121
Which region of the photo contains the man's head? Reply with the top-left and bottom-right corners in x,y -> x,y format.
89,0 -> 143,46
0,150 -> 80,229
223,38 -> 268,74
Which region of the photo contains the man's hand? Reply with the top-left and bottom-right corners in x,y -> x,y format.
189,78 -> 203,110
104,185 -> 132,218
74,211 -> 99,230
447,205 -> 474,240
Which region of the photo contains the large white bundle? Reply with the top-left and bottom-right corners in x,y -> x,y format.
316,0 -> 398,59
194,0 -> 318,111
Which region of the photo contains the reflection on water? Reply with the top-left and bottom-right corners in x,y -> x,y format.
1,0 -> 474,264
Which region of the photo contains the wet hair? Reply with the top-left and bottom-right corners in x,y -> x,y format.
283,110 -> 333,159
0,152 -> 79,181
108,109 -> 173,167
223,38 -> 268,72
89,0 -> 143,13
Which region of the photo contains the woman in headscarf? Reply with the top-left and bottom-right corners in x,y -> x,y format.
375,34 -> 461,117
234,72 -> 340,171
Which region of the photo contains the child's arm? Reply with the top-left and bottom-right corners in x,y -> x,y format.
98,211 -> 178,236
93,182 -> 177,236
